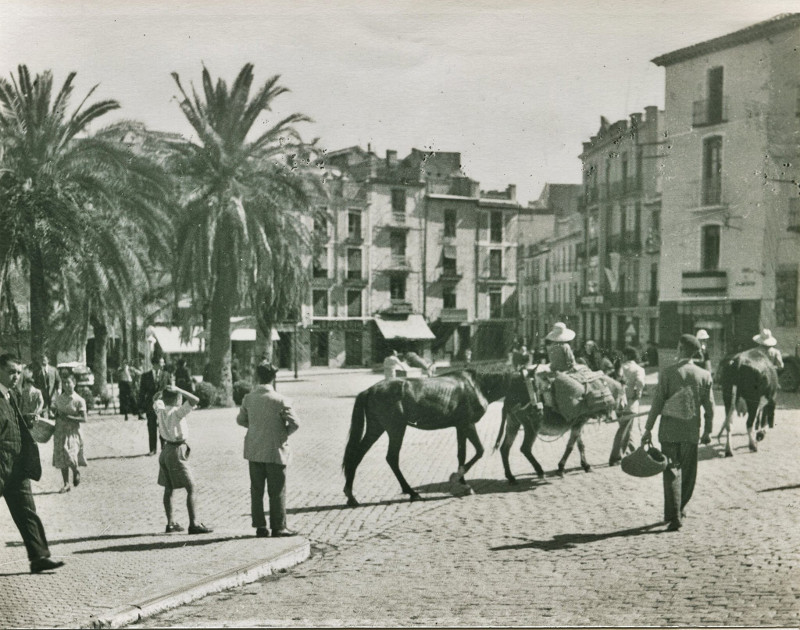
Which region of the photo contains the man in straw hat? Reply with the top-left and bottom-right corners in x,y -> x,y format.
642,334 -> 714,532
752,329 -> 784,370
695,329 -> 712,374
544,322 -> 577,372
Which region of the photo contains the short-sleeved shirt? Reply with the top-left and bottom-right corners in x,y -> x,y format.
155,399 -> 193,442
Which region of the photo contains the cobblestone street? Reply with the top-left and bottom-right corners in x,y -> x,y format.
2,370 -> 799,627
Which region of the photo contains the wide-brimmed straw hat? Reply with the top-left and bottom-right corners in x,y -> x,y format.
695,329 -> 709,341
545,322 -> 576,343
753,329 -> 777,347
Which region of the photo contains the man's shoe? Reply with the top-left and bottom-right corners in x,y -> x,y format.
30,558 -> 65,574
188,523 -> 213,535
608,459 -> 621,467
256,527 -> 270,538
148,450 -> 156,456
665,520 -> 682,532
271,529 -> 299,537
165,522 -> 184,533
73,471 -> 80,487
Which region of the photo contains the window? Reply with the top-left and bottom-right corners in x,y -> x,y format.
490,211 -> 503,242
707,66 -> 724,124
347,290 -> 362,318
348,211 -> 361,239
444,208 -> 457,238
635,147 -> 643,190
489,249 -> 503,278
391,189 -> 406,215
313,249 -> 328,278
443,287 -> 456,309
389,275 -> 406,300
702,136 -> 722,205
621,153 -> 628,193
347,248 -> 362,279
789,197 -> 800,232
312,289 -> 328,317
649,263 -> 658,306
776,265 -> 798,326
489,290 -> 503,319
442,250 -> 457,275
701,225 -> 721,271
390,231 -> 406,256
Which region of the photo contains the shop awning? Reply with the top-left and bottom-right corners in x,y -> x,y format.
231,328 -> 257,341
374,314 -> 436,341
149,326 -> 203,354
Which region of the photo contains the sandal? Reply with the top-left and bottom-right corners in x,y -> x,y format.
59,485 -> 71,494
165,522 -> 184,533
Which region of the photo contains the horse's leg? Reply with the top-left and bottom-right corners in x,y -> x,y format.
461,422 -> 484,475
499,412 -> 521,484
385,424 -> 420,501
748,400 -> 765,451
557,425 -> 581,478
343,422 -> 385,507
519,422 -> 545,480
576,430 -> 591,473
721,384 -> 736,457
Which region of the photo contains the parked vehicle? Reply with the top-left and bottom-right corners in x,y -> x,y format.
57,362 -> 95,388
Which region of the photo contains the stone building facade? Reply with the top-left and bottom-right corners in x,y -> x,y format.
652,13 -> 800,366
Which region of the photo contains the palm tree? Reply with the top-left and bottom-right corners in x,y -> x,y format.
0,66 -> 173,360
169,63 -> 321,403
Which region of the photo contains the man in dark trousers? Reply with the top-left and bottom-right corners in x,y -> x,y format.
642,334 -> 714,532
0,353 -> 64,573
29,353 -> 60,418
139,356 -> 170,455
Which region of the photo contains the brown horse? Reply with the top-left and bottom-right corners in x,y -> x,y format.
342,369 -> 511,507
495,366 -> 627,482
717,348 -> 778,457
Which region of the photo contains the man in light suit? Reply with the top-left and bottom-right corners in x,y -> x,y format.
29,354 -> 60,418
139,356 -> 171,455
236,362 -> 300,538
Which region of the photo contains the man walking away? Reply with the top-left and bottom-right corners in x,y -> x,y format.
642,334 -> 714,532
237,362 -> 300,538
0,353 -> 64,573
29,354 -> 60,419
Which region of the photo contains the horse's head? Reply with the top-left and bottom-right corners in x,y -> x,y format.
472,367 -> 516,403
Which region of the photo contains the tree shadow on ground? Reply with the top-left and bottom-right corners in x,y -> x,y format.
490,522 -> 665,552
757,483 -> 800,493
6,533 -> 159,548
73,535 -> 244,554
86,453 -> 151,462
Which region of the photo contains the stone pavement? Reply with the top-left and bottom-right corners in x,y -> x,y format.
2,370 -> 799,627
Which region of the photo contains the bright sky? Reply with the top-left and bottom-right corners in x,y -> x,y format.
1,0 -> 797,204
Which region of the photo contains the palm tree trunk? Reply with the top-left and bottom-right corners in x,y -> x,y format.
207,228 -> 237,405
28,245 -> 50,360
91,318 -> 109,398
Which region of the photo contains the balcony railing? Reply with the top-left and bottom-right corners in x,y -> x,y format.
439,267 -> 463,283
439,308 -> 468,323
682,270 -> 728,295
692,97 -> 728,127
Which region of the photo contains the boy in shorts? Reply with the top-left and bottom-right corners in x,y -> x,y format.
155,384 -> 212,535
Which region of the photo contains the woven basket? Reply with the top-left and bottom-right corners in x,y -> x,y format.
29,417 -> 56,444
621,443 -> 669,477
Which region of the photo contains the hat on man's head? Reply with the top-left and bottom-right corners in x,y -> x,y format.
696,329 -> 710,341
256,361 -> 278,382
545,322 -> 576,343
679,333 -> 702,356
753,329 -> 777,347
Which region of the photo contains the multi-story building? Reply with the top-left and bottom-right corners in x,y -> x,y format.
518,184 -> 583,346
652,13 -> 800,370
578,106 -> 665,351
274,146 -> 524,369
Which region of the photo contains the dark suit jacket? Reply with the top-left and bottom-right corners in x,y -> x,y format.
645,358 -> 714,444
30,364 -> 60,407
0,388 -> 42,494
138,367 -> 170,409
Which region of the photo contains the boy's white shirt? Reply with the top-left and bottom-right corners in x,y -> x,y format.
154,399 -> 193,442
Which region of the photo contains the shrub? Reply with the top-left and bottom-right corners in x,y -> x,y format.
195,381 -> 221,409
232,380 -> 253,406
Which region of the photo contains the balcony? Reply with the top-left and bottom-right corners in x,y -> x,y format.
682,270 -> 728,295
692,98 -> 728,127
621,231 -> 642,254
381,254 -> 412,274
439,267 -> 463,283
344,272 -> 367,288
439,308 -> 468,323
345,233 -> 363,245
384,213 -> 410,230
311,275 -> 334,288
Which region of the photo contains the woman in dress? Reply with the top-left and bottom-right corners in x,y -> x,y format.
52,372 -> 88,493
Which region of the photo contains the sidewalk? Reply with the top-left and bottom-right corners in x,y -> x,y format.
0,413 -> 310,629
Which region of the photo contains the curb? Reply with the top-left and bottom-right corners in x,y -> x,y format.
77,539 -> 311,629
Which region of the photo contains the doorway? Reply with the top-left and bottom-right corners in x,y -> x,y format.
345,331 -> 363,366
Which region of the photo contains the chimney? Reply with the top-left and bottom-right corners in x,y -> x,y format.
507,184 -> 517,201
630,112 -> 643,127
386,150 -> 398,167
645,105 -> 658,122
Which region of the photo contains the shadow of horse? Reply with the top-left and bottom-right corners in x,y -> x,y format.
415,475 -> 549,497
73,535 -> 244,554
280,494 -> 453,516
490,522 -> 664,552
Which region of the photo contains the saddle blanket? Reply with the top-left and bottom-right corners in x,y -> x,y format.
531,364 -> 614,422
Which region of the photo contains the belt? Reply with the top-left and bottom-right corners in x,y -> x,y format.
164,439 -> 186,446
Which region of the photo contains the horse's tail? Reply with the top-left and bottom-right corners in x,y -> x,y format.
494,405 -> 507,451
343,390 -> 368,472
